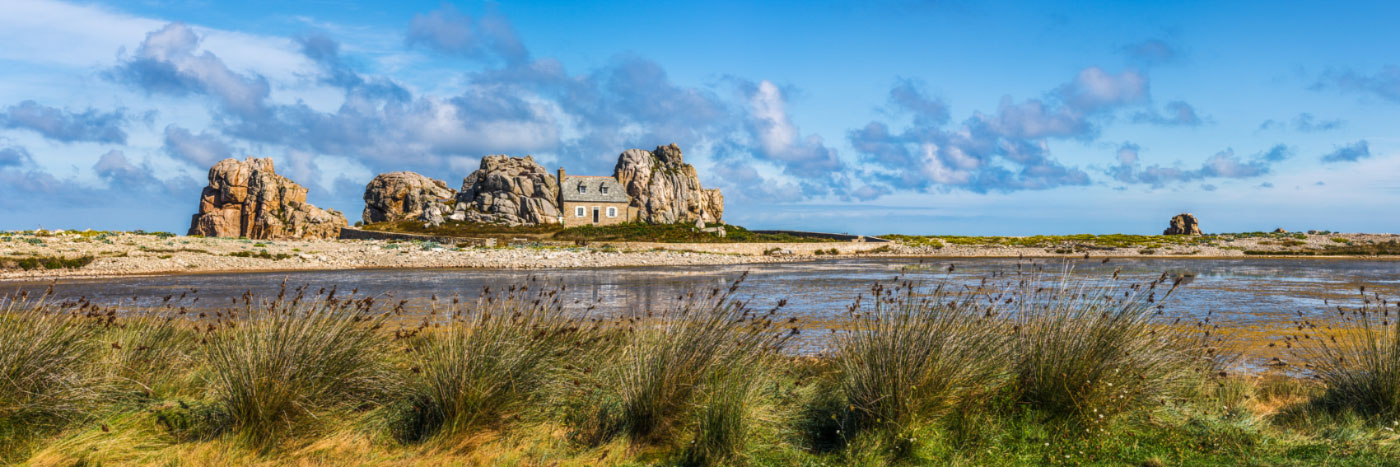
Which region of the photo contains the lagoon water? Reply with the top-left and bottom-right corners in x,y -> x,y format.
5,258 -> 1398,328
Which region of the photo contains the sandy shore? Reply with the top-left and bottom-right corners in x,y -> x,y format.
1,230 -> 1396,280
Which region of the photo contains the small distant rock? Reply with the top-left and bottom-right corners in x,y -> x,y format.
1273,228 -> 1288,234
1163,213 -> 1203,236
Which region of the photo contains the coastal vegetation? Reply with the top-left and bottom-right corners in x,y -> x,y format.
0,255 -> 95,271
887,232 -> 1400,256
364,220 -> 835,244
1244,239 -> 1400,256
2,272 -> 1399,465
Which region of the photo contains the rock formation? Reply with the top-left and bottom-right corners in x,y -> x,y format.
449,155 -> 561,225
1163,213 -> 1202,236
613,144 -> 724,224
362,172 -> 456,224
188,157 -> 346,240
422,205 -> 445,228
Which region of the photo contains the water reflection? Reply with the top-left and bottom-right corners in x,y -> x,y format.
4,257 -> 1398,326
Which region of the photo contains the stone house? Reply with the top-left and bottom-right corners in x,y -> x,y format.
557,168 -> 633,227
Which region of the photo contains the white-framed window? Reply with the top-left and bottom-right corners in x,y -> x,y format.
574,206 -> 585,217
600,184 -> 609,194
577,184 -> 586,193
606,207 -> 617,218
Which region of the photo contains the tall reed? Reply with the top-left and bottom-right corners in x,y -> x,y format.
201,285 -> 395,443
1008,270 -> 1204,421
0,291 -> 97,444
100,313 -> 199,399
611,274 -> 790,449
1292,287 -> 1400,417
396,282 -> 578,441
833,280 -> 1007,437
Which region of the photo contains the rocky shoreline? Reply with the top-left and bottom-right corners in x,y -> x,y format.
2,230 -> 1397,281
0,231 -> 811,281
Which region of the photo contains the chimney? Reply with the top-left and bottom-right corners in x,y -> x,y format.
556,167 -> 566,221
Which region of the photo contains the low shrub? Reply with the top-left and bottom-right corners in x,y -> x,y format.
226,251 -> 292,260
3,255 -> 95,270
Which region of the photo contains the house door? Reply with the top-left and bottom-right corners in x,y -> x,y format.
592,208 -> 600,223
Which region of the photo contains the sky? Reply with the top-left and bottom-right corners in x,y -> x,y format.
1,0 -> 1398,236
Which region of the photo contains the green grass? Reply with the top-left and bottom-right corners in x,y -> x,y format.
1,255 -> 96,271
4,274 -> 1400,465
226,251 -> 292,260
1246,240 -> 1400,256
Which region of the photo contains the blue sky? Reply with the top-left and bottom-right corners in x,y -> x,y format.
2,0 -> 1398,235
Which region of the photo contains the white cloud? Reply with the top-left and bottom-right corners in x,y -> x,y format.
0,0 -> 162,67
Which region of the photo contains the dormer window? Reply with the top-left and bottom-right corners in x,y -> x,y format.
577,184 -> 586,194
600,184 -> 609,194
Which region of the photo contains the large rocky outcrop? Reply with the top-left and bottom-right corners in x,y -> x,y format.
362,172 -> 455,224
613,144 -> 723,224
1163,213 -> 1202,235
188,157 -> 346,240
448,155 -> 561,225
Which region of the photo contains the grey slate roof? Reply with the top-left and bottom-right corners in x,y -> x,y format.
561,175 -> 630,203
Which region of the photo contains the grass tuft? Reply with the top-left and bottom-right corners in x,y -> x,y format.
833,280 -> 1006,439
605,273 -> 790,451
1008,272 -> 1208,423
1292,287 -> 1400,418
394,282 -> 576,442
201,288 -> 395,445
0,293 -> 98,455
